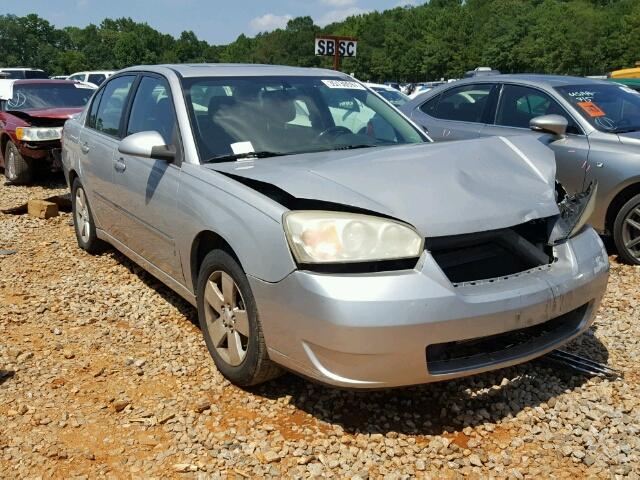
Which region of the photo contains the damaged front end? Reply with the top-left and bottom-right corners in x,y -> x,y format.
424,182 -> 598,287
548,182 -> 598,245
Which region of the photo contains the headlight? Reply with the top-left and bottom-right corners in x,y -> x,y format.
283,211 -> 424,264
15,127 -> 63,142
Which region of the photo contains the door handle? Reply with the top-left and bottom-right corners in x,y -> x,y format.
114,158 -> 126,173
80,142 -> 90,154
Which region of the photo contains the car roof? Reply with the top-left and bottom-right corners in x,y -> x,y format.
365,82 -> 394,90
71,70 -> 115,75
119,63 -> 348,78
453,73 -> 611,88
0,67 -> 45,71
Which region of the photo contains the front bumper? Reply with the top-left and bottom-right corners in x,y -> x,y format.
249,227 -> 609,388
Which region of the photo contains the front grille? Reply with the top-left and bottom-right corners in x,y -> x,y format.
426,219 -> 554,285
425,303 -> 588,375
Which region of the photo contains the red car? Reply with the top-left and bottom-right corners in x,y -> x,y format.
0,79 -> 95,183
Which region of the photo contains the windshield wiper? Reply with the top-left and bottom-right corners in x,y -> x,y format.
332,144 -> 378,151
611,127 -> 640,134
202,151 -> 286,163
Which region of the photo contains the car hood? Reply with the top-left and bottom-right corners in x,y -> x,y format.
617,131 -> 640,146
16,107 -> 84,120
207,135 -> 559,237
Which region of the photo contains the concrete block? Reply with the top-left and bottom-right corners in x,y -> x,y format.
27,199 -> 58,219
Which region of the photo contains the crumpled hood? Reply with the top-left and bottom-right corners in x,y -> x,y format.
208,135 -> 560,237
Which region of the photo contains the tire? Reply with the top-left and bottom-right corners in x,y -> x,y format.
71,178 -> 104,253
196,250 -> 282,386
613,193 -> 640,265
4,141 -> 32,184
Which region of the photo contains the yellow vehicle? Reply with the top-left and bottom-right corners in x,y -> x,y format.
610,61 -> 640,79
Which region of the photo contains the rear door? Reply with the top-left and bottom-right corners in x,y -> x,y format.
481,83 -> 590,194
410,83 -> 497,141
113,74 -> 183,280
78,74 -> 136,233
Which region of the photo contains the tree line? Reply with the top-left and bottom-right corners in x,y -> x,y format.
1,0 -> 639,82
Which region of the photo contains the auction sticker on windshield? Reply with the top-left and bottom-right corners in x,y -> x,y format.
577,101 -> 606,117
322,79 -> 365,90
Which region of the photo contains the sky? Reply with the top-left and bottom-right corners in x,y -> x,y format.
3,0 -> 419,45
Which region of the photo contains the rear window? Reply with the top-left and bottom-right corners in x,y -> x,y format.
7,83 -> 95,110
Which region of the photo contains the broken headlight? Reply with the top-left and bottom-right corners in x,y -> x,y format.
283,211 -> 424,264
548,182 -> 598,244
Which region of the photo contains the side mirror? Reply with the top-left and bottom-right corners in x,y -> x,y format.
118,131 -> 175,161
529,114 -> 568,137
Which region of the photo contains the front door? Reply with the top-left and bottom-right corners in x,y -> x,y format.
113,75 -> 183,281
480,84 -> 590,194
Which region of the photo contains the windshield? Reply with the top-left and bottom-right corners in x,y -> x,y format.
555,84 -> 640,133
373,88 -> 409,106
182,76 -> 425,162
7,83 -> 94,110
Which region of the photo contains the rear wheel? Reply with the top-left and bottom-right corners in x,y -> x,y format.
4,142 -> 32,184
197,250 -> 281,386
613,193 -> 640,265
71,178 -> 104,253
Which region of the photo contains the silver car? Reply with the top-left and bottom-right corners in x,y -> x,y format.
401,75 -> 640,264
62,64 -> 609,388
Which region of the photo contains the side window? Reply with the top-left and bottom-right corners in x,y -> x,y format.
419,94 -> 440,116
86,89 -> 104,128
429,84 -> 493,123
94,75 -> 135,138
88,74 -> 106,86
126,76 -> 176,145
497,84 -> 581,133
68,74 -> 85,82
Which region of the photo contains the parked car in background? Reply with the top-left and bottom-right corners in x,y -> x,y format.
609,61 -> 640,79
62,64 -> 608,388
0,68 -> 49,79
0,79 -> 96,183
464,66 -> 501,78
67,70 -> 115,87
365,82 -> 410,107
402,74 -> 640,264
610,78 -> 640,92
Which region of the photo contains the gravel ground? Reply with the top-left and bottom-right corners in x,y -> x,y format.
1,173 -> 639,479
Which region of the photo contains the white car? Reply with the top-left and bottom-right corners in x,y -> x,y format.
364,83 -> 410,107
67,70 -> 115,88
0,68 -> 49,79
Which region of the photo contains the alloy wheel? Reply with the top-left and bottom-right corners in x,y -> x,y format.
622,204 -> 640,261
203,270 -> 249,366
75,187 -> 91,243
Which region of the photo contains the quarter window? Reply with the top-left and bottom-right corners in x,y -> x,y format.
86,89 -> 104,129
126,76 -> 177,145
497,84 -> 581,133
426,84 -> 493,123
93,75 -> 135,138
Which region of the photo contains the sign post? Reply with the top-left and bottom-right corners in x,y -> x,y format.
314,36 -> 358,71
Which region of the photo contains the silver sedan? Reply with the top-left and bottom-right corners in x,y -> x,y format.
62,65 -> 609,388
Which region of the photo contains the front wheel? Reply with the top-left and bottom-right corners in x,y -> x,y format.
196,250 -> 281,386
613,193 -> 640,265
4,142 -> 32,184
